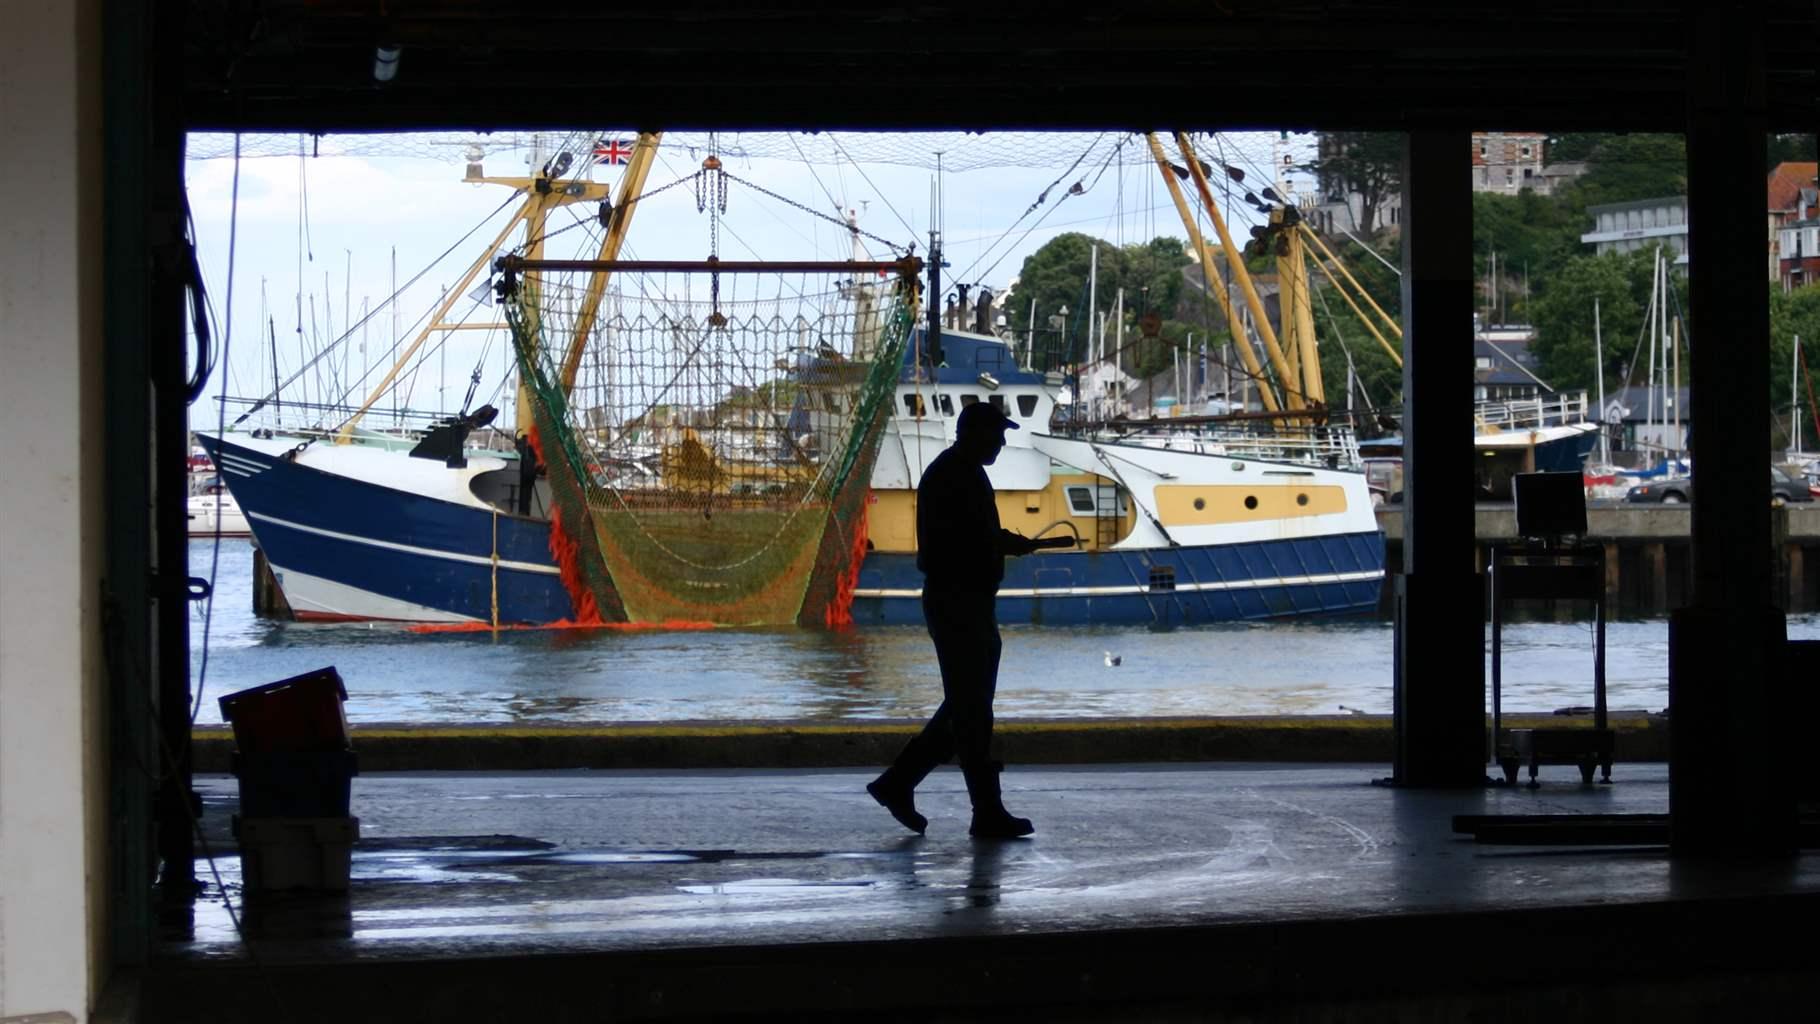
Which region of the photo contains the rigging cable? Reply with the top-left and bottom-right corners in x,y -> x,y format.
1312,271 -> 1392,427
963,139 -> 1125,291
828,133 -> 921,243
951,132 -> 1110,286
234,191 -> 521,425
788,133 -> 849,220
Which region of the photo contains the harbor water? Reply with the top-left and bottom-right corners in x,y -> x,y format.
188,539 -> 1818,727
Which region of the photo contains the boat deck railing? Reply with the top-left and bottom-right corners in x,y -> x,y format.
1093,423 -> 1365,470
1474,391 -> 1591,432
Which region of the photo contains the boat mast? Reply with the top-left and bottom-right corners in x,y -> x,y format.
1795,333 -> 1803,458
556,131 -> 662,392
1171,132 -> 1300,411
334,138 -> 617,444
1672,313 -> 1681,461
1143,132 -> 1281,412
1644,247 -> 1660,459
1114,288 -> 1125,413
1088,240 -> 1099,372
1594,295 -> 1609,465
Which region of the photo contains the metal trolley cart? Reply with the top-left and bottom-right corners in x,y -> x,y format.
1490,543 -> 1614,787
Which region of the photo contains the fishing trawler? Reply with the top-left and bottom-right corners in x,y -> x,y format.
850,327 -> 1383,625
200,130 -> 1385,627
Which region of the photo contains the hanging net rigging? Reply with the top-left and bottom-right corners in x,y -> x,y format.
500,254 -> 919,628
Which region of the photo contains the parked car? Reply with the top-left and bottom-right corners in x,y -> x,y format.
1624,477 -> 1692,504
1773,464 -> 1815,503
1625,467 -> 1815,505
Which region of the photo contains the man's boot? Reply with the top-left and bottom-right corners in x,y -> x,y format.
868,734 -> 944,835
963,760 -> 1033,839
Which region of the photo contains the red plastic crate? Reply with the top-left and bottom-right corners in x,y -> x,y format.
218,667 -> 350,754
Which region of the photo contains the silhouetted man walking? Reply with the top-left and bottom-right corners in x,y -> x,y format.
868,401 -> 1044,839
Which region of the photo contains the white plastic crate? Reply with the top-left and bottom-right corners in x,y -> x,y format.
235,816 -> 359,892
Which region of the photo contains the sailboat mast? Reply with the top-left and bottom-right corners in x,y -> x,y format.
1026,296 -> 1035,368
1672,314 -> 1681,460
1088,243 -> 1099,365
1645,248 -> 1660,453
390,247 -> 398,426
1594,296 -> 1608,465
268,314 -> 282,427
1795,333 -> 1803,457
1115,289 -> 1125,410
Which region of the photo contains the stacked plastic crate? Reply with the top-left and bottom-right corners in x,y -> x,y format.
218,667 -> 358,891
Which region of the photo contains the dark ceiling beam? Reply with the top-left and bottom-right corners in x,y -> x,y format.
178,2 -> 1820,134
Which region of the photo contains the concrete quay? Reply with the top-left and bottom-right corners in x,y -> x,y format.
1377,503 -> 1820,615
191,713 -> 1669,773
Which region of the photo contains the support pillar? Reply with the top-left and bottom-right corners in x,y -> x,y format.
1603,542 -> 1622,612
1789,544 -> 1806,612
1648,543 -> 1669,614
1392,130 -> 1485,786
149,0 -> 197,895
1671,4 -> 1794,857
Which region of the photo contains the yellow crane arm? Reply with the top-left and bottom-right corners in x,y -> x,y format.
335,203 -> 532,442
1298,223 -> 1402,340
1143,133 -> 1280,412
558,131 -> 664,393
1174,132 -> 1302,410
1303,234 -> 1403,367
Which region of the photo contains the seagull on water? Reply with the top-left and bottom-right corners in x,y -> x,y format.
1104,651 -> 1122,667
1338,704 -> 1367,715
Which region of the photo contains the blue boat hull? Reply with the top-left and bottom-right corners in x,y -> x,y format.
851,532 -> 1386,626
203,435 -> 1385,627
1533,428 -> 1602,473
200,435 -> 574,623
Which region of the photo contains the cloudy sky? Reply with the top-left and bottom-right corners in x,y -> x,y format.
182,130 -> 1311,427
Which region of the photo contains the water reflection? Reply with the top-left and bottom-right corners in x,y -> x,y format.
190,540 -> 1820,727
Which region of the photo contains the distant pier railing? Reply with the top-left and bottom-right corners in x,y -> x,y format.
1375,503 -> 1820,618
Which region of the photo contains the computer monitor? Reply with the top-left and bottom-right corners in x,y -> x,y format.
1513,471 -> 1587,541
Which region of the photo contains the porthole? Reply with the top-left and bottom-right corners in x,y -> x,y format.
1193,497 -> 1206,511
1244,495 -> 1259,510
1296,493 -> 1309,506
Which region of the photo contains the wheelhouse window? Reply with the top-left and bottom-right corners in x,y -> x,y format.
938,393 -> 955,416
901,393 -> 926,416
1017,393 -> 1039,417
1066,486 -> 1097,514
989,394 -> 1008,416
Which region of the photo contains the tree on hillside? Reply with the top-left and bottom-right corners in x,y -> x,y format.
1005,233 -> 1098,365
1005,233 -> 1191,371
1311,233 -> 1403,431
1766,133 -> 1818,171
1309,132 -> 1403,237
1769,284 -> 1820,447
1528,249 -> 1681,397
1473,189 -> 1581,323
1570,134 -> 1687,207
1544,133 -> 1604,163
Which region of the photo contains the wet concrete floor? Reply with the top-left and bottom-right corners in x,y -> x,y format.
145,764 -> 1820,1021
166,762 -> 1818,961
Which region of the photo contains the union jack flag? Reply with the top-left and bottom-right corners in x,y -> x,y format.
593,138 -> 632,166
